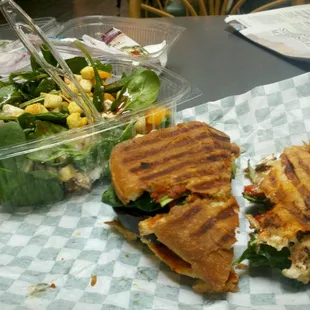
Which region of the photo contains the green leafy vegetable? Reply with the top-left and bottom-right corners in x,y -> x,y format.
102,184 -> 162,212
123,70 -> 160,111
0,121 -> 26,147
40,44 -> 58,67
231,160 -> 237,179
65,57 -> 88,74
242,193 -> 272,205
159,195 -> 174,207
0,84 -> 22,107
234,234 -> 291,270
105,68 -> 145,93
35,112 -> 68,125
0,174 -> 64,209
102,184 -> 123,207
27,120 -> 67,140
73,122 -> 135,172
19,96 -> 45,108
18,113 -> 36,131
33,78 -> 56,97
93,60 -> 112,73
247,159 -> 256,183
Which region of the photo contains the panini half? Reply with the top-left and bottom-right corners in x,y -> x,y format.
103,121 -> 240,292
238,144 -> 310,284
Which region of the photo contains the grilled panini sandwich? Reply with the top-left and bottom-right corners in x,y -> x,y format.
103,121 -> 240,292
238,143 -> 310,284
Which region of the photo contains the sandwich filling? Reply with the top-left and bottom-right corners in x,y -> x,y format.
237,144 -> 310,284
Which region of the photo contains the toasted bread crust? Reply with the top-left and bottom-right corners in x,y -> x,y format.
109,121 -> 240,292
255,145 -> 310,249
139,197 -> 239,291
110,121 -> 239,204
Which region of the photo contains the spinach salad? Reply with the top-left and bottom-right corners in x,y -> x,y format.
0,46 -> 171,210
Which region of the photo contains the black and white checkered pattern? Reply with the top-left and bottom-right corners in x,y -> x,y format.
1,73 -> 310,309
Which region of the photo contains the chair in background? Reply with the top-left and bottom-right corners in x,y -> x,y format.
129,0 -> 306,18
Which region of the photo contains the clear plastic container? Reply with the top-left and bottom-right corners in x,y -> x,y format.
0,58 -> 198,212
52,16 -> 185,66
0,17 -> 62,40
0,17 -> 63,76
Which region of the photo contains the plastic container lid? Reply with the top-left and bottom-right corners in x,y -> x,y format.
0,57 -> 200,210
52,16 -> 185,66
0,17 -> 63,76
0,17 -> 62,40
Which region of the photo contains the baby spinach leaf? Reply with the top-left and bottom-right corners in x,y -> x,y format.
105,68 -> 145,93
0,84 -> 23,107
35,112 -> 68,125
0,121 -> 26,147
40,44 -> 58,67
1,174 -> 64,209
27,120 -> 67,140
27,147 -> 68,165
18,113 -> 36,131
65,57 -> 88,74
102,184 -> 162,213
102,184 -> 123,207
34,78 -> 56,97
234,234 -> 291,270
124,70 -> 160,111
93,60 -> 112,73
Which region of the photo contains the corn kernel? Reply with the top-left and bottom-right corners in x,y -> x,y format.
80,66 -> 94,80
68,101 -> 83,114
59,165 -> 77,182
67,112 -> 88,129
44,94 -> 63,109
80,79 -> 93,93
25,103 -> 48,114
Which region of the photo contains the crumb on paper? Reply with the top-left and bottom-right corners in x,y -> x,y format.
236,263 -> 248,270
61,258 -> 64,261
28,283 -> 50,296
91,275 -> 97,287
50,283 -> 56,289
75,232 -> 81,237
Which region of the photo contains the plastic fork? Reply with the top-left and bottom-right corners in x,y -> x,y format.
0,0 -> 102,124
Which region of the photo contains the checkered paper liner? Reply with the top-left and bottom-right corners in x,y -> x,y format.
1,73 -> 310,310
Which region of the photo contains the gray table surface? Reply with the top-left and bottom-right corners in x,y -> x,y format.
164,16 -> 310,110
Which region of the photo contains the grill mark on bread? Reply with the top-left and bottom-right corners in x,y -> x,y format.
125,134 -> 230,165
173,163 -> 229,183
281,154 -> 310,210
219,232 -> 236,245
121,122 -> 203,152
191,206 -> 236,237
129,146 -> 231,173
179,205 -> 203,221
139,154 -> 231,182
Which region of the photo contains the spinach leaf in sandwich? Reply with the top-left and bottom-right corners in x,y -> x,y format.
102,184 -> 189,213
234,233 -> 291,270
102,184 -> 161,212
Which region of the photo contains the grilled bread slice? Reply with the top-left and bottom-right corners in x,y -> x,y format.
139,197 -> 239,291
251,144 -> 310,251
108,121 -> 240,292
110,121 -> 239,205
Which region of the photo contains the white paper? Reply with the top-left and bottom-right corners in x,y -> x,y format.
225,4 -> 310,60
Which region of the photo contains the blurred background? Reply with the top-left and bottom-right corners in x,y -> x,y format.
0,0 -> 302,24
